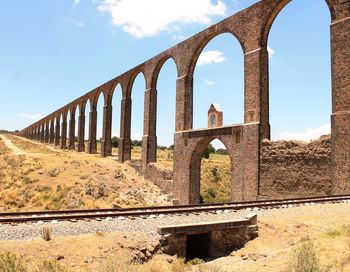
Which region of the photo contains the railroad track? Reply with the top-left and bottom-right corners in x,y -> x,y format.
1,195 -> 349,224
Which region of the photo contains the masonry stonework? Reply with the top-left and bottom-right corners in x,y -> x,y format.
259,135 -> 332,199
19,0 -> 350,204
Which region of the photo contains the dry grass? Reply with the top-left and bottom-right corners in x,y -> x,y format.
0,135 -> 169,212
42,226 -> 53,241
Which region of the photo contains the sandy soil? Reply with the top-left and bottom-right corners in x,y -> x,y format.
0,134 -> 25,155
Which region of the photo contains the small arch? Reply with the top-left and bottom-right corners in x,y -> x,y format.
189,137 -> 234,204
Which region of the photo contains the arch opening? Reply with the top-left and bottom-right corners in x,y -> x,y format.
84,99 -> 91,149
268,0 -> 331,142
95,92 -> 104,154
192,33 -> 244,130
130,72 -> 146,161
111,84 -> 123,158
156,58 -> 177,164
260,0 -> 333,199
190,138 -> 232,204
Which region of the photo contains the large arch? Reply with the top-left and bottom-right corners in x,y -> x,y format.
267,0 -> 331,141
261,0 -> 334,47
192,33 -> 244,130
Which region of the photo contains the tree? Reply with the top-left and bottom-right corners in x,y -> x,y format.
216,148 -> 228,155
111,136 -> 119,148
202,143 -> 216,159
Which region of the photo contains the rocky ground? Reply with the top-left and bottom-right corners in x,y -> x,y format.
0,201 -> 349,271
0,134 -> 170,211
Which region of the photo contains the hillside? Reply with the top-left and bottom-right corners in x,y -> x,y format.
0,134 -> 169,211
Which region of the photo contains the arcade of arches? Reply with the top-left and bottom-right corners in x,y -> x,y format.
19,0 -> 350,205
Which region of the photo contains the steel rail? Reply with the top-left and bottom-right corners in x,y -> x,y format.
0,195 -> 349,224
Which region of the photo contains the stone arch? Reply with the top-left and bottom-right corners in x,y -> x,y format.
192,32 -> 244,129
151,56 -> 179,90
155,56 -> 178,141
266,0 -> 332,139
126,70 -> 146,98
94,90 -> 106,153
187,30 -> 245,78
188,136 -> 236,204
107,80 -> 122,105
261,0 -> 334,47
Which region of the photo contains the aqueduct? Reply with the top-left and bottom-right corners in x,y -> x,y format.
19,0 -> 350,204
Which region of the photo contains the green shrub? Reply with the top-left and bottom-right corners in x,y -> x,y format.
111,137 -> 119,148
0,252 -> 28,272
281,238 -> 343,272
327,229 -> 342,238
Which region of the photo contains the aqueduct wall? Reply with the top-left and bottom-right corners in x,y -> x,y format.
19,0 -> 350,204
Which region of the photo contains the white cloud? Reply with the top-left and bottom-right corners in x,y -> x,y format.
76,22 -> 84,27
74,0 -> 81,5
98,0 -> 227,38
276,123 -> 330,142
203,79 -> 215,85
20,113 -> 43,120
267,46 -> 274,59
197,50 -> 226,66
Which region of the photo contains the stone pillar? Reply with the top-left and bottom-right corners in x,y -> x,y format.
101,103 -> 112,157
175,75 -> 193,132
77,114 -> 85,152
69,116 -> 76,150
40,127 -> 45,142
45,123 -> 50,143
118,97 -> 132,162
331,15 -> 350,195
142,87 -> 157,172
49,121 -> 55,144
87,109 -> 97,154
244,47 -> 270,140
54,120 -> 60,146
61,117 -> 67,149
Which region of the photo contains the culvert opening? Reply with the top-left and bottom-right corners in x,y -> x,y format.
186,232 -> 211,260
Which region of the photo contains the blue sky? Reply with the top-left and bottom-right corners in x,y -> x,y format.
0,0 -> 332,147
